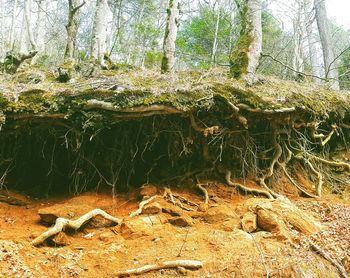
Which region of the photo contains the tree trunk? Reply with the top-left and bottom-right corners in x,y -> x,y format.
292,0 -> 304,79
8,0 -> 18,51
91,0 -> 113,65
304,0 -> 320,83
161,0 -> 180,73
24,0 -> 38,51
229,0 -> 262,84
64,0 -> 85,60
314,0 -> 339,90
211,3 -> 221,68
35,0 -> 47,53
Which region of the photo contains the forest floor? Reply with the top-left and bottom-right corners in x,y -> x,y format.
0,182 -> 349,278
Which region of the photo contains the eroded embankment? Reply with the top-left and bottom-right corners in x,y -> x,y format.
0,69 -> 349,198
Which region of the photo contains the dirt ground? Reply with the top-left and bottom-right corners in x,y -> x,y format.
0,183 -> 349,278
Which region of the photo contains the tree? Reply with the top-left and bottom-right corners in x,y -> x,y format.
161,0 -> 180,73
64,0 -> 86,60
91,0 -> 113,66
229,0 -> 262,83
314,0 -> 339,89
8,0 -> 18,52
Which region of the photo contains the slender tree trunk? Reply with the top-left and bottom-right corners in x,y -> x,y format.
292,0 -> 304,78
211,3 -> 221,68
304,0 -> 320,83
24,0 -> 38,51
229,0 -> 262,84
35,0 -> 47,53
91,0 -> 113,65
64,0 -> 85,60
314,0 -> 339,89
161,0 -> 180,73
8,0 -> 18,51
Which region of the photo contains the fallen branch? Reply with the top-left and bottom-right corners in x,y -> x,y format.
31,209 -> 122,246
116,259 -> 203,277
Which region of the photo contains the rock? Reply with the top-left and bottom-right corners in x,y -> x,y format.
201,205 -> 237,224
52,232 -> 71,246
142,202 -> 162,215
221,218 -> 241,232
139,184 -> 158,199
38,204 -> 116,228
162,205 -> 183,217
256,207 -> 291,241
241,212 -> 257,233
120,215 -> 167,239
15,69 -> 46,84
168,216 -> 193,227
99,231 -> 115,242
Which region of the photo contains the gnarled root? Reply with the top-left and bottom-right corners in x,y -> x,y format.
225,170 -> 274,199
189,113 -> 219,137
32,209 -> 122,246
116,259 -> 203,277
163,188 -> 195,211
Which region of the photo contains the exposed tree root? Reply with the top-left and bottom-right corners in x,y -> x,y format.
130,195 -> 159,217
189,113 -> 219,137
196,183 -> 209,204
115,259 -> 203,277
225,170 -> 274,199
310,242 -> 348,278
163,188 -> 195,211
31,209 -> 122,246
309,155 -> 350,172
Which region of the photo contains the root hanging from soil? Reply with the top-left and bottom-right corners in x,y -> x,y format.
225,170 -> 274,199
31,209 -> 122,246
115,259 -> 203,277
196,183 -> 209,204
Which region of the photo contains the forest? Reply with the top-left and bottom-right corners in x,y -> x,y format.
0,0 -> 349,277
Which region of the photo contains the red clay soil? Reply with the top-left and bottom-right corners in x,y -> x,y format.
0,183 -> 349,278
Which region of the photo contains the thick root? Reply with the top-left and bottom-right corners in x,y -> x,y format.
130,195 -> 159,217
31,209 -> 122,246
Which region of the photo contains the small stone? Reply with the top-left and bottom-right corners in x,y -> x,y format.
99,231 -> 115,242
177,266 -> 187,275
142,202 -> 162,215
52,232 -> 71,246
139,185 -> 158,199
241,212 -> 257,233
168,216 -> 193,227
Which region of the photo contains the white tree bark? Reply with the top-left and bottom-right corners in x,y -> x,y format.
304,0 -> 321,83
91,0 -> 113,65
24,0 -> 38,51
8,0 -> 18,51
211,2 -> 221,68
230,0 -> 262,84
161,0 -> 180,73
314,0 -> 339,90
35,0 -> 47,53
292,0 -> 304,77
